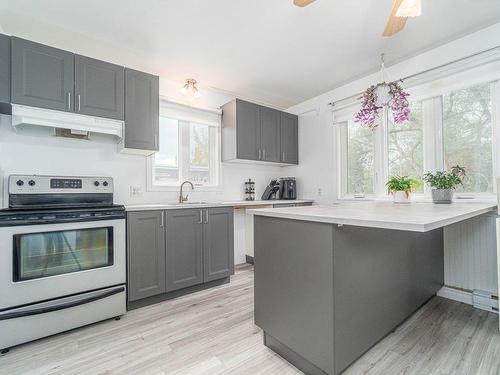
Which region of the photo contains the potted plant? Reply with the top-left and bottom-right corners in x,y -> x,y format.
423,166 -> 466,204
386,176 -> 420,203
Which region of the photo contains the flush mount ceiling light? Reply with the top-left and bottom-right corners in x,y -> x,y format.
180,78 -> 201,98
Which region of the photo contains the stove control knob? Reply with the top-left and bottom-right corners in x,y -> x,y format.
16,180 -> 24,186
102,181 -> 109,187
28,180 -> 36,186
94,181 -> 100,187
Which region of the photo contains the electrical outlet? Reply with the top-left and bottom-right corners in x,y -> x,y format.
317,188 -> 322,196
130,186 -> 143,198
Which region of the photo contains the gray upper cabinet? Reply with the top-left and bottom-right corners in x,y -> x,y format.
280,112 -> 299,164
122,68 -> 159,153
0,34 -> 10,110
74,55 -> 124,120
127,211 -> 166,302
203,207 -> 234,282
166,208 -> 204,292
236,99 -> 261,160
221,98 -> 298,165
11,37 -> 74,112
260,106 -> 281,162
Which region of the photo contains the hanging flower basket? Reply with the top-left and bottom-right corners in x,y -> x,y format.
354,80 -> 410,129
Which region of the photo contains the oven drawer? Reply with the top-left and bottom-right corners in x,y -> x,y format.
0,285 -> 126,350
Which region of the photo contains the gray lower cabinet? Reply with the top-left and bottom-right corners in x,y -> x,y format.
127,211 -> 166,301
166,208 -> 204,292
11,37 -> 74,112
74,55 -> 124,120
127,207 -> 234,305
203,207 -> 234,282
122,68 -> 159,153
260,106 -> 281,162
0,33 -> 10,110
280,112 -> 299,164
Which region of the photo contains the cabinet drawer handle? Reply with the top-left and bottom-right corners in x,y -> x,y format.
205,209 -> 209,224
199,210 -> 203,224
77,94 -> 81,111
160,212 -> 164,228
67,92 -> 71,110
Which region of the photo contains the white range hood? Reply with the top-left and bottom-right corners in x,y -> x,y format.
11,105 -> 123,139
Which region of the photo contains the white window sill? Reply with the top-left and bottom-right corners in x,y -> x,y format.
337,195 -> 497,204
147,184 -> 224,193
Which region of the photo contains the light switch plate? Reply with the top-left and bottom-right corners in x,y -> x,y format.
130,185 -> 143,198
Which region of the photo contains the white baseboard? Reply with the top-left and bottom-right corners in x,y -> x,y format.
437,286 -> 473,305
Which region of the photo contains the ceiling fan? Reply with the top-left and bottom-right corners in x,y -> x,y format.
292,0 -> 422,37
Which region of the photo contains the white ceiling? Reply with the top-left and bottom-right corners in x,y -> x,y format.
1,0 -> 500,108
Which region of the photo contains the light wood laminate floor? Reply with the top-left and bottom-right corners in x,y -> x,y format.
1,265 -> 500,375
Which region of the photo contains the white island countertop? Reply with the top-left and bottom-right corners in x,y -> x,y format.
125,199 -> 313,211
248,201 -> 497,232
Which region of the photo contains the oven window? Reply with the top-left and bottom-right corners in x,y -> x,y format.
13,227 -> 114,282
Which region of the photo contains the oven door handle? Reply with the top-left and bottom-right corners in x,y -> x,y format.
0,286 -> 125,321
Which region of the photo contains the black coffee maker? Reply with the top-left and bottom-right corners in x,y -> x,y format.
279,177 -> 296,200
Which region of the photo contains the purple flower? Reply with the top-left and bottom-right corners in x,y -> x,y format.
354,81 -> 410,129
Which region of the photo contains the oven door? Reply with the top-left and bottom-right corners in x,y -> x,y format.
0,219 -> 125,310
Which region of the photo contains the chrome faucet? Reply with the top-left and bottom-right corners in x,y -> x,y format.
179,181 -> 194,203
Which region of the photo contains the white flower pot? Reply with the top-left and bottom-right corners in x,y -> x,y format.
393,190 -> 410,204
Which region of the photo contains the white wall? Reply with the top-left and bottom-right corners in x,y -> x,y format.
287,22 -> 500,204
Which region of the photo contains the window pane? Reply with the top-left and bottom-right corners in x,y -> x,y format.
347,121 -> 375,194
443,83 -> 493,193
189,123 -> 211,184
388,102 -> 423,191
154,117 -> 179,184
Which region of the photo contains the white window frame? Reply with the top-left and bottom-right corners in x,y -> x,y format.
336,77 -> 500,201
147,101 -> 223,192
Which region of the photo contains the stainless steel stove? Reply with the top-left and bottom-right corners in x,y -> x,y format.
0,175 -> 126,352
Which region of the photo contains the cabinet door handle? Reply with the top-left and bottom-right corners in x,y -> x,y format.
282,151 -> 285,161
263,149 -> 266,160
67,92 -> 71,110
199,210 -> 203,224
77,94 -> 81,111
258,149 -> 262,160
205,209 -> 209,224
160,212 -> 164,227
154,135 -> 158,148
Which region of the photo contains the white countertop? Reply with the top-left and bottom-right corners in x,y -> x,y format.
125,199 -> 314,211
248,201 -> 497,232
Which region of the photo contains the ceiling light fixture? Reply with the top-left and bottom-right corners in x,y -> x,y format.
180,78 -> 201,98
395,0 -> 421,17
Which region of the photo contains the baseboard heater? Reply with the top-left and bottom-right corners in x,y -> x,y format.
472,290 -> 498,314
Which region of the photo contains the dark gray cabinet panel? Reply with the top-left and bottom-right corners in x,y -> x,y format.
260,106 -> 280,162
0,34 -> 10,106
280,112 -> 298,164
74,55 -> 124,120
11,37 -> 74,112
255,217 -> 335,375
124,68 -> 159,152
166,209 -> 204,292
203,207 -> 234,282
236,99 -> 261,160
127,211 -> 166,302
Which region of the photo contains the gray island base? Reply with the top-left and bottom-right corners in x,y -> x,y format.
252,202 -> 495,375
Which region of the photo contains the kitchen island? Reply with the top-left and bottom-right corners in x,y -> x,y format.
250,202 -> 496,375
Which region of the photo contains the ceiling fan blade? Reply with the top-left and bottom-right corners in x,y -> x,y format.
293,0 -> 316,7
382,0 -> 408,37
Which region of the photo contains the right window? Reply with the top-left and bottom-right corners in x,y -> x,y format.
442,83 -> 493,194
